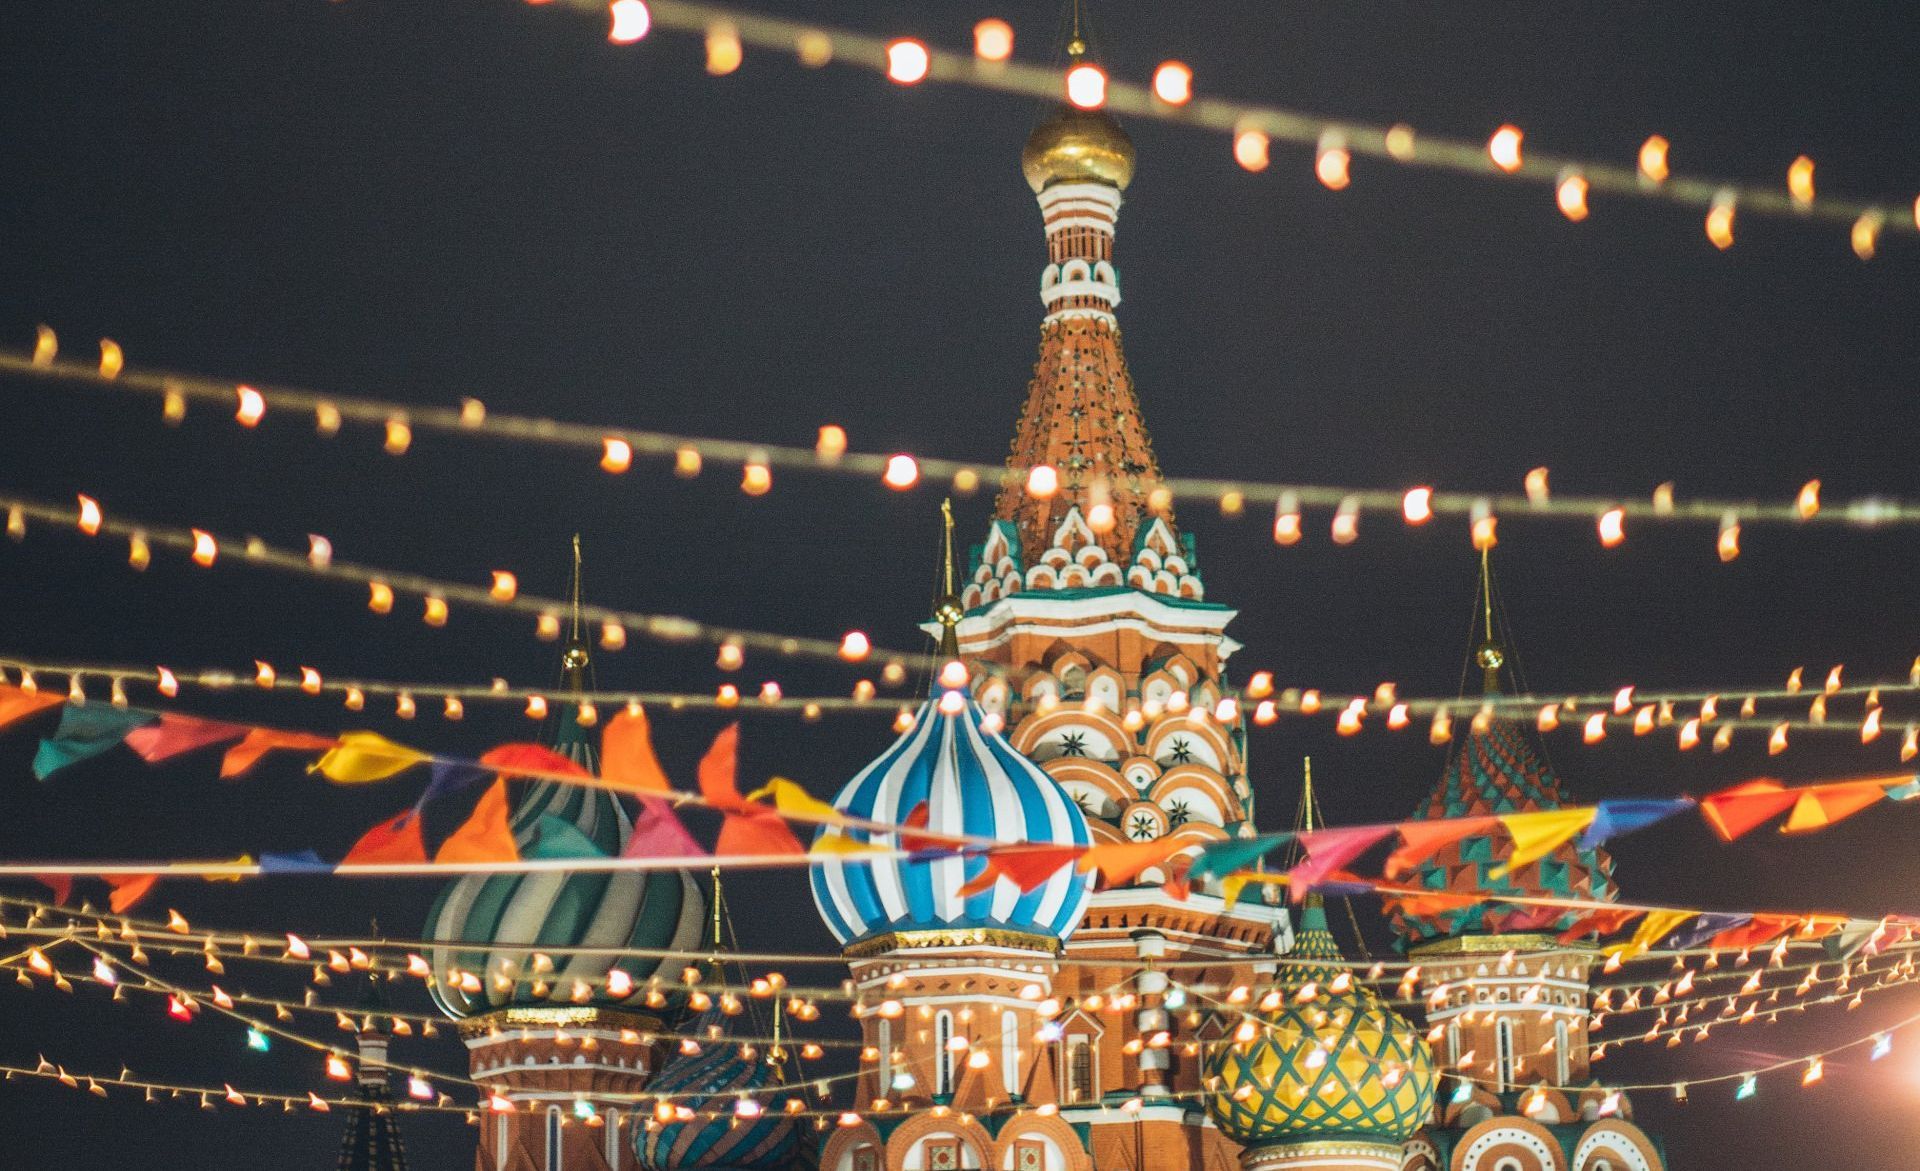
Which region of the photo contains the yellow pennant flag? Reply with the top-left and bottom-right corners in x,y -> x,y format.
809,834 -> 891,857
748,777 -> 847,827
1220,873 -> 1257,911
1605,909 -> 1698,959
1491,807 -> 1599,878
310,732 -> 429,784
191,855 -> 255,883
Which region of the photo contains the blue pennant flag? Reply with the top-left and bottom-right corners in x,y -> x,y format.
1579,798 -> 1695,849
260,850 -> 333,874
1664,912 -> 1753,952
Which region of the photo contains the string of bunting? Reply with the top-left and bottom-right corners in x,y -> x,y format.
11,340 -> 1920,551
565,0 -> 1920,252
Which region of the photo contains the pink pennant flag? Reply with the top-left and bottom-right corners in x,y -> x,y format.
125,714 -> 248,763
1286,825 -> 1395,900
622,798 -> 706,860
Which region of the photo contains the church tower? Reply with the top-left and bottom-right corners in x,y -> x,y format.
336,970 -> 410,1171
424,541 -> 708,1171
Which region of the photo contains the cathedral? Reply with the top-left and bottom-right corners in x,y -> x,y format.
410,55 -> 1673,1171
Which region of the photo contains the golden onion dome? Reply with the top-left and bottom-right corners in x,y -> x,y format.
1204,899 -> 1437,1152
1022,106 -> 1135,193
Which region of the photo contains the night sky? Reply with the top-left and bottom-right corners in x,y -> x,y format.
3,1 -> 1919,1167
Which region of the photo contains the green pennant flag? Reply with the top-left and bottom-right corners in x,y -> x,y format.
33,704 -> 156,780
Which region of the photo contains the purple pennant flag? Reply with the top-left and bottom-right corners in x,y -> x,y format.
1663,912 -> 1753,952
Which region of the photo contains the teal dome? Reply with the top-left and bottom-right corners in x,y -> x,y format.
636,1019 -> 815,1171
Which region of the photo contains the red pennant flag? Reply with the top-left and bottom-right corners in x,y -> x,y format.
1698,779 -> 1799,841
715,807 -> 804,857
1385,816 -> 1499,879
1286,825 -> 1395,900
343,810 -> 427,865
106,873 -> 159,913
696,725 -> 745,811
33,874 -> 73,906
600,706 -> 672,795
958,845 -> 1086,898
0,685 -> 64,731
1556,907 -> 1642,943
1077,837 -> 1186,889
479,742 -> 590,778
899,802 -> 966,852
1707,913 -> 1796,951
220,729 -> 336,779
435,781 -> 517,863
125,714 -> 248,763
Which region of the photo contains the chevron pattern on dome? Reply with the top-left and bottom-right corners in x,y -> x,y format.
1390,717 -> 1616,946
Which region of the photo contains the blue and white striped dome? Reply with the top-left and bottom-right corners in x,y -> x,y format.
810,688 -> 1093,947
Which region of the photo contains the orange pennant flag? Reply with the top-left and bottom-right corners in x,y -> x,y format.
107,873 -> 160,914
715,807 -> 804,857
1076,837 -> 1185,890
1698,779 -> 1799,841
697,725 -> 745,811
435,781 -> 518,863
1782,781 -> 1891,834
220,729 -> 336,779
600,704 -> 672,795
1384,816 -> 1498,879
344,810 -> 427,865
0,684 -> 64,731
478,742 -> 590,778
958,845 -> 1086,898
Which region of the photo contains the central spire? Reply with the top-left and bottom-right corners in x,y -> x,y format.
988,90 -> 1200,598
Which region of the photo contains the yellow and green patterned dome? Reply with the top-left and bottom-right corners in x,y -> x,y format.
1205,898 -> 1436,1150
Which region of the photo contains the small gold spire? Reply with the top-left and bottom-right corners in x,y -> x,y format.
561,534 -> 590,690
934,500 -> 963,658
1301,756 -> 1315,833
1475,546 -> 1505,694
1067,0 -> 1086,58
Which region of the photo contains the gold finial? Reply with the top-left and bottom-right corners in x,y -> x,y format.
1067,0 -> 1087,58
1475,546 -> 1504,694
561,535 -> 590,689
934,500 -> 963,658
708,865 -> 725,977
1301,757 -> 1315,833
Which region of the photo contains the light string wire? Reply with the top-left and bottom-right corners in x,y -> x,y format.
10,345 -> 1920,535
585,0 -> 1920,245
0,487 -> 919,674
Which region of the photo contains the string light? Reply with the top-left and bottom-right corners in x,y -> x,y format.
1707,192 -> 1737,250
1639,136 -> 1670,183
1488,125 -> 1524,173
971,19 -> 1013,62
1065,63 -> 1106,110
1233,126 -> 1270,172
704,22 -> 742,75
1152,61 -> 1192,105
885,39 -> 929,85
1788,156 -> 1816,206
1556,171 -> 1590,222
1314,134 -> 1351,190
607,0 -> 650,44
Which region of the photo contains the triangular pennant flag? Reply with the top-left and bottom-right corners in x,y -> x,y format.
1781,782 -> 1889,834
1708,913 -> 1796,951
32,704 -> 156,779
811,834 -> 893,857
32,874 -> 73,905
749,778 -> 846,827
417,761 -> 490,810
0,684 -> 64,731
715,806 -> 805,857
599,705 -> 672,795
220,729 -> 336,779
311,732 -> 428,784
1384,816 -> 1497,880
697,725 -> 745,811
1698,779 -> 1799,841
1581,798 -> 1695,849
260,850 -> 332,874
898,801 -> 965,852
478,742 -> 591,778
1498,903 -> 1570,932
1220,873 -> 1256,911
1556,907 -> 1642,943
434,781 -> 517,864
124,713 -> 247,763
1822,919 -> 1884,961
959,845 -> 1086,898
623,798 -> 705,860
343,810 -> 427,865
1606,909 -> 1697,958
1286,826 -> 1395,900
194,855 -> 252,883
106,873 -> 159,914
1383,888 -> 1484,919
1492,808 -> 1599,877
1664,912 -> 1754,952
1076,837 -> 1186,890
526,816 -> 604,860
1186,834 -> 1287,885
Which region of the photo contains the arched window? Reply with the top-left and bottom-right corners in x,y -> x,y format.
545,1105 -> 564,1171
1554,1019 -> 1571,1085
1496,1019 -> 1516,1091
878,1018 -> 893,1092
935,1011 -> 955,1098
1001,1010 -> 1020,1097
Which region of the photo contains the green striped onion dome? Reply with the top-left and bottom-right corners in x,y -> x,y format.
424,714 -> 705,1019
1205,900 -> 1436,1149
636,1021 -> 815,1171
